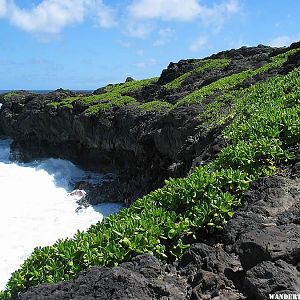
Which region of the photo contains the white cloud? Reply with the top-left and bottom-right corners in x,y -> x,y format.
126,0 -> 240,38
0,0 -> 240,40
126,21 -> 154,38
225,0 -> 240,13
0,0 -> 8,16
269,36 -> 294,47
154,28 -> 175,46
199,0 -> 240,32
0,0 -> 115,34
189,36 -> 208,52
128,0 -> 240,25
94,4 -> 117,28
128,0 -> 202,21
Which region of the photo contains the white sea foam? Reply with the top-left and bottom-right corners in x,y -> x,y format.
0,139 -> 122,289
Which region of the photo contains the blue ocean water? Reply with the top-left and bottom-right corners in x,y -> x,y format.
0,90 -> 93,95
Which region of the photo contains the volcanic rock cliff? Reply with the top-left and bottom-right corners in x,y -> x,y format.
1,42 -> 300,300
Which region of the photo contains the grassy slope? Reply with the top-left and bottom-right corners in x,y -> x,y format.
175,48 -> 299,107
163,58 -> 231,90
1,49 -> 300,299
49,49 -> 298,115
49,77 -> 162,114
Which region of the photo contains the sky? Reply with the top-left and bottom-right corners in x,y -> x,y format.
0,0 -> 299,90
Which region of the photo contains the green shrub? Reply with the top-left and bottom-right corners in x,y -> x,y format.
83,96 -> 137,115
104,77 -> 158,94
48,77 -> 158,113
138,100 -> 173,112
3,92 -> 18,100
1,92 -> 33,102
175,48 -> 300,107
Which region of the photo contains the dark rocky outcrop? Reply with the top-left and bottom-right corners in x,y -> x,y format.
0,90 -> 205,205
177,243 -> 244,300
131,45 -> 287,105
18,165 -> 300,299
18,255 -> 187,300
244,260 -> 300,300
157,59 -> 200,85
125,77 -> 135,83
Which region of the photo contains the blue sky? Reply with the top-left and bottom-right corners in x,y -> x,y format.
0,0 -> 299,90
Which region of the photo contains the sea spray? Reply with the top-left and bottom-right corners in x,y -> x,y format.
0,139 -> 122,289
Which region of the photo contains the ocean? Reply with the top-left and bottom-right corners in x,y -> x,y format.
0,90 -> 93,95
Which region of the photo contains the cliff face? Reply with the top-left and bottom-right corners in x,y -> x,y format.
0,91 -> 203,203
1,44 -> 299,204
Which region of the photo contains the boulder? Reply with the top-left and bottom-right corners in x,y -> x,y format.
18,255 -> 187,300
244,260 -> 300,300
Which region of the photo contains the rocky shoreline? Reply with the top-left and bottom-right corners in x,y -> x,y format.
0,43 -> 300,299
18,156 -> 300,299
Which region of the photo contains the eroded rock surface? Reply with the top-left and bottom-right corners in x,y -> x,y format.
18,255 -> 187,300
244,260 -> 300,300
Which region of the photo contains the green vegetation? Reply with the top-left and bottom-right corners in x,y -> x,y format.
138,100 -> 173,112
2,92 -> 28,101
196,93 -> 235,130
199,57 -> 300,131
83,95 -> 137,115
104,77 -> 158,93
175,48 -> 300,107
164,59 -> 230,90
3,92 -> 17,100
47,49 -> 298,116
2,59 -> 300,298
49,77 -> 158,114
49,94 -> 137,113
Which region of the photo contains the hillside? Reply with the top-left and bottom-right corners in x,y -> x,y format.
0,42 -> 300,299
